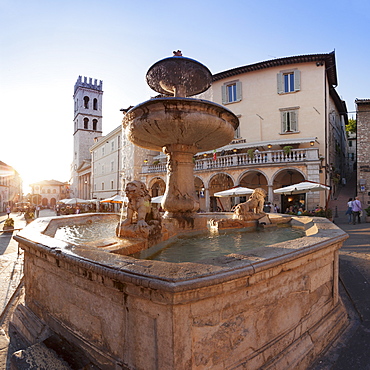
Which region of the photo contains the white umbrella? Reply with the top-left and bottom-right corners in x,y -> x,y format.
62,198 -> 91,205
100,195 -> 128,203
214,186 -> 254,197
151,195 -> 164,204
273,181 -> 330,195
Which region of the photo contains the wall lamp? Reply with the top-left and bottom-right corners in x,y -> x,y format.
310,140 -> 315,146
144,159 -> 148,163
267,144 -> 272,149
233,148 -> 238,153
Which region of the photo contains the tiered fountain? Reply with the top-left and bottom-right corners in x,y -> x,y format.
11,54 -> 348,369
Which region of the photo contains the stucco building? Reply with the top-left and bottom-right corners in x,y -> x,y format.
29,180 -> 69,208
0,161 -> 22,211
141,51 -> 348,212
356,99 -> 370,208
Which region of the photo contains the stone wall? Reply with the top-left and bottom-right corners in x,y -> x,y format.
13,216 -> 348,369
356,99 -> 370,208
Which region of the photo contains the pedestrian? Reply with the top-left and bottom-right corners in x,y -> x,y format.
352,196 -> 362,225
6,206 -> 11,218
345,197 -> 353,224
35,205 -> 40,218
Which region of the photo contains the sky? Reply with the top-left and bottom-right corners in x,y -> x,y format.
1,0 -> 369,194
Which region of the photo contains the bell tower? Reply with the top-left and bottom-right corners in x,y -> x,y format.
70,76 -> 103,198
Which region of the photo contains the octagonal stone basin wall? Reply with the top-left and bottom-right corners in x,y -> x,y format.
13,214 -> 348,369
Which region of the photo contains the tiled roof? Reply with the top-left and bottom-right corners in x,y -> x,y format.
213,51 -> 337,87
355,99 -> 370,104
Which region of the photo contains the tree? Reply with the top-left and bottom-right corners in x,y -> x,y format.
346,118 -> 356,134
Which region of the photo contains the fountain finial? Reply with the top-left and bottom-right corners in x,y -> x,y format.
173,50 -> 182,56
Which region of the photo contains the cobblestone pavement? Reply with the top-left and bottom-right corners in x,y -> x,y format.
0,212 -> 26,316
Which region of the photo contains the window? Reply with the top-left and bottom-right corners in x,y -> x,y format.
93,119 -> 98,131
101,182 -> 105,190
222,81 -> 242,104
93,98 -> 98,110
111,180 -> 114,189
280,108 -> 299,133
102,164 -> 105,174
102,147 -> 105,156
349,140 -> 353,147
84,96 -> 89,109
84,118 -> 89,129
111,161 -> 114,171
234,126 -> 241,139
277,70 -> 300,94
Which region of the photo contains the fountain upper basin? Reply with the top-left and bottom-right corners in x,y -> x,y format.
124,97 -> 239,151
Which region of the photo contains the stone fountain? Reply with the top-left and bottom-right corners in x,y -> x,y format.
10,54 -> 349,369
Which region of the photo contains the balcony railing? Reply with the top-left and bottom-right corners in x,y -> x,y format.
142,148 -> 320,174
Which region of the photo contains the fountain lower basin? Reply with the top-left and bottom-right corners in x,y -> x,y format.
13,214 -> 348,369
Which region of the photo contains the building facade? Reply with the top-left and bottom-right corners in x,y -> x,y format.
90,126 -> 122,200
356,99 -> 370,208
70,76 -> 103,198
0,161 -> 22,212
29,180 -> 69,208
140,52 -> 348,213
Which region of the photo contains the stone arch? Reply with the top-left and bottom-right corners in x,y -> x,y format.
272,168 -> 306,214
148,177 -> 166,197
237,170 -> 269,204
84,96 -> 89,109
50,198 -> 57,207
238,170 -> 269,188
208,172 -> 235,212
42,198 -> 48,207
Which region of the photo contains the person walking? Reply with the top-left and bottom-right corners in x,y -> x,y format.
352,196 -> 363,225
6,206 -> 11,218
345,197 -> 353,224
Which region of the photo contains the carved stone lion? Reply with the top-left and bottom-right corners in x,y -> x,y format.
117,180 -> 162,240
233,188 -> 267,219
121,180 -> 151,228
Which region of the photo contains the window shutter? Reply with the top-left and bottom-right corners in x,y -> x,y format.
291,111 -> 298,131
236,81 -> 242,101
277,73 -> 283,94
282,111 -> 287,132
221,85 -> 227,104
294,70 -> 301,91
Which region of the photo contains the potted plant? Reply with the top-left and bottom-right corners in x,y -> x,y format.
3,217 -> 14,232
247,149 -> 255,159
283,146 -> 293,155
24,211 -> 35,224
364,206 -> 370,223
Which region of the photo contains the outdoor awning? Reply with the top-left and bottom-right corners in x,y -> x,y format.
100,195 -> 128,203
151,195 -> 164,203
59,198 -> 91,205
214,186 -> 254,197
273,181 -> 330,195
197,137 -> 318,156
